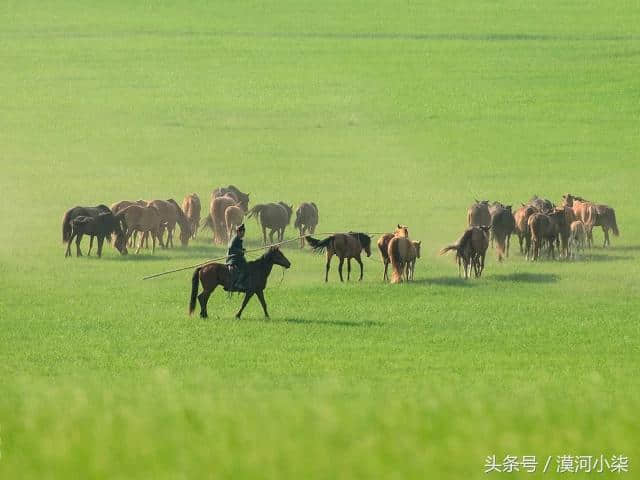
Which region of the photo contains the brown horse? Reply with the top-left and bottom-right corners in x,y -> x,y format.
189,247 -> 291,319
527,210 -> 566,261
294,202 -> 319,247
440,226 -> 490,278
205,194 -> 237,244
212,185 -> 250,212
248,202 -> 293,244
563,194 -> 619,247
307,233 -> 372,282
148,199 -> 190,248
467,200 -> 490,227
225,205 -> 244,240
377,225 -> 409,281
182,193 -> 201,239
65,212 -> 128,258
562,194 -> 598,248
118,205 -> 165,253
406,241 -> 422,281
514,204 -> 538,255
388,235 -> 415,283
490,204 -> 515,261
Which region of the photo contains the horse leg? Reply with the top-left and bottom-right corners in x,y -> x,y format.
603,226 -> 609,248
325,252 -> 333,282
300,227 -> 305,248
256,290 -> 269,319
506,234 -> 511,258
347,258 -> 352,281
65,233 -> 75,257
338,257 -> 344,282
198,286 -> 214,318
269,229 -> 275,244
75,233 -> 83,257
151,231 -> 157,254
356,256 -> 364,281
262,225 -> 267,245
382,260 -> 388,282
97,235 -> 104,258
88,235 -> 94,256
235,292 -> 254,319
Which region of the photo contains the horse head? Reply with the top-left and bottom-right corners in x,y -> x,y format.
395,224 -> 409,238
268,247 -> 291,269
355,233 -> 372,257
413,240 -> 422,258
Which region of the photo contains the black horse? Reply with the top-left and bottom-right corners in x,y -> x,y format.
62,205 -> 127,256
65,212 -> 128,257
189,247 -> 291,319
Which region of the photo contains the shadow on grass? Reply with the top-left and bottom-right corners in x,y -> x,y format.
281,317 -> 383,328
412,276 -> 477,287
595,244 -> 640,252
576,253 -> 633,263
491,272 -> 559,283
104,254 -> 171,261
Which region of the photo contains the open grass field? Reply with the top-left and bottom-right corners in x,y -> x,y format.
2,1 -> 639,478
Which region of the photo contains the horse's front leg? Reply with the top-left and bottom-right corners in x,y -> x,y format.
65,233 -> 76,257
355,255 -> 364,281
338,257 -> 345,282
262,225 -> 267,245
256,290 -> 269,319
235,292 -> 254,319
347,258 -> 352,281
382,260 -> 389,282
88,235 -> 94,256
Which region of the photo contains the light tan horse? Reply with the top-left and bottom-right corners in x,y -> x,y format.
225,205 -> 244,240
569,220 -> 586,259
182,193 -> 201,239
377,225 -> 409,282
388,236 -> 414,284
307,233 -> 372,282
148,199 -> 190,248
405,241 -> 422,281
111,200 -> 149,247
562,194 -> 597,248
118,205 -> 165,254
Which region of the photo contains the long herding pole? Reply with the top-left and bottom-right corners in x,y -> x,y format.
142,230 -> 390,280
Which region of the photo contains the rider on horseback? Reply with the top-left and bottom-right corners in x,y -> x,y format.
226,223 -> 248,291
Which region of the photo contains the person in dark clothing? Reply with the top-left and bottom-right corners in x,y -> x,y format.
226,223 -> 247,291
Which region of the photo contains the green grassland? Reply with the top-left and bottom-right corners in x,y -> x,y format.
1,1 -> 639,478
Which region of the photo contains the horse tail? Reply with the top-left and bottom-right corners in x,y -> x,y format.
611,209 -> 619,236
62,209 -> 74,243
439,245 -> 458,256
201,214 -> 214,231
389,238 -> 404,284
247,204 -> 266,223
189,267 -> 201,315
306,235 -> 333,253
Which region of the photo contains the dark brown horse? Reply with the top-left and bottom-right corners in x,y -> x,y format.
490,204 -> 515,261
307,233 -> 372,282
248,202 -> 293,244
440,226 -> 490,278
467,200 -> 490,227
65,212 -> 128,257
189,247 -> 291,319
62,205 -> 128,257
294,202 -> 319,247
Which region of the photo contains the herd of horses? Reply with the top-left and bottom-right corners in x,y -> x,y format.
61,188 -> 620,317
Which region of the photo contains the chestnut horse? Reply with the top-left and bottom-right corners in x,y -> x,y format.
307,233 -> 372,282
182,193 -> 201,239
189,247 -> 291,319
440,226 -> 490,278
377,225 -> 409,282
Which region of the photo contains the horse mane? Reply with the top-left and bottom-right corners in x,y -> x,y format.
351,232 -> 371,248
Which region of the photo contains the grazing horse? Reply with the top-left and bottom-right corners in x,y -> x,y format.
62,205 -> 127,257
307,233 -> 372,282
182,193 -> 201,239
148,199 -> 190,248
569,220 -> 586,259
248,202 -> 293,244
225,205 -> 245,240
377,225 -> 409,281
212,185 -> 250,212
440,226 -> 490,278
294,202 -> 319,247
467,200 -> 490,227
490,204 -> 515,261
189,247 -> 291,319
65,212 -> 128,258
111,200 -> 149,247
118,205 -> 165,253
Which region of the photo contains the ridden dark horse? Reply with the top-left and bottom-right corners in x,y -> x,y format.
189,247 -> 291,319
306,232 -> 372,282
